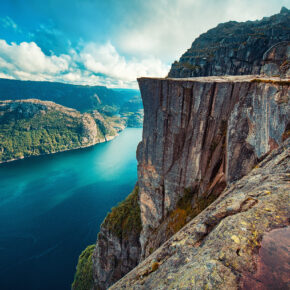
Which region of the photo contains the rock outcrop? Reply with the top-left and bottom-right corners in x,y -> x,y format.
74,9 -> 290,290
168,7 -> 290,78
83,75 -> 289,290
137,75 -> 289,259
111,138 -> 290,289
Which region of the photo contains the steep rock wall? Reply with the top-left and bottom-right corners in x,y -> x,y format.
137,75 -> 289,258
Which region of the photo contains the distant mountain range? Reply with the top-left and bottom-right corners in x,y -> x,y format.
0,78 -> 143,162
0,78 -> 141,113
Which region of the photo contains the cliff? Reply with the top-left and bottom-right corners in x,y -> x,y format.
136,75 -> 289,259
111,138 -> 290,289
76,74 -> 289,290
168,7 -> 290,78
0,99 -> 120,163
73,10 -> 290,289
72,186 -> 142,290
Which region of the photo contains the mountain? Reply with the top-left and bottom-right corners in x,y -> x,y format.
0,99 -> 124,163
72,9 -> 290,290
0,78 -> 143,126
168,7 -> 290,78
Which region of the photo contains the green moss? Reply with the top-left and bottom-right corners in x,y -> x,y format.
103,185 -> 142,239
167,187 -> 219,235
72,245 -> 95,290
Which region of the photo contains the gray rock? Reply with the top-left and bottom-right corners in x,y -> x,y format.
137,75 -> 289,259
111,139 -> 290,290
168,8 -> 290,78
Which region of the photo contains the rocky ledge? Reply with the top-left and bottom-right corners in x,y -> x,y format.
111,138 -> 290,289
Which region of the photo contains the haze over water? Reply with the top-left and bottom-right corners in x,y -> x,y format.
0,128 -> 142,290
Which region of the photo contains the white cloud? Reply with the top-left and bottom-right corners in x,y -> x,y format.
115,0 -> 287,62
0,39 -> 168,88
80,42 -> 169,82
0,40 -> 69,74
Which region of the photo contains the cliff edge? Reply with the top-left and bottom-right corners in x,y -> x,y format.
137,75 -> 289,259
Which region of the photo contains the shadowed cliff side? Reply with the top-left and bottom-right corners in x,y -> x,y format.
72,186 -> 142,290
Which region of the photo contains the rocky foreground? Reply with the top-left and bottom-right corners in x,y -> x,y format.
111,138 -> 289,289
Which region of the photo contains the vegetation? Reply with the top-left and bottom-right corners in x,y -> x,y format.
103,185 -> 142,239
121,110 -> 144,128
120,96 -> 144,127
0,99 -> 132,162
72,245 -> 95,290
0,102 -> 87,162
167,187 -> 219,234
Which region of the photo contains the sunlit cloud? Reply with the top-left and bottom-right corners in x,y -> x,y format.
0,39 -> 169,88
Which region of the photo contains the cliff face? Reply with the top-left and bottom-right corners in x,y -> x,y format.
137,75 -> 289,258
84,74 -> 289,290
168,7 -> 290,78
71,186 -> 142,290
74,10 -> 290,289
111,138 -> 290,289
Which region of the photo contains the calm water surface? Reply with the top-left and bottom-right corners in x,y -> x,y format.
0,128 -> 142,290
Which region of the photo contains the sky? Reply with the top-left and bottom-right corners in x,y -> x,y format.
0,0 -> 288,88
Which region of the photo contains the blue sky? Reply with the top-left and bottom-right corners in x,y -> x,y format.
0,0 -> 288,88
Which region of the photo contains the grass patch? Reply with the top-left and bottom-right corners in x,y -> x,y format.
72,245 -> 95,290
167,188 -> 219,234
103,185 -> 142,239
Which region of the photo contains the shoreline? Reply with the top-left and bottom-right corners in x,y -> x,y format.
0,131 -> 123,165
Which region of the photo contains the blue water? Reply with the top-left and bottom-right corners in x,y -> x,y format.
0,128 -> 142,290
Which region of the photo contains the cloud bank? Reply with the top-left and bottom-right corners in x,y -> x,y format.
0,40 -> 169,88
